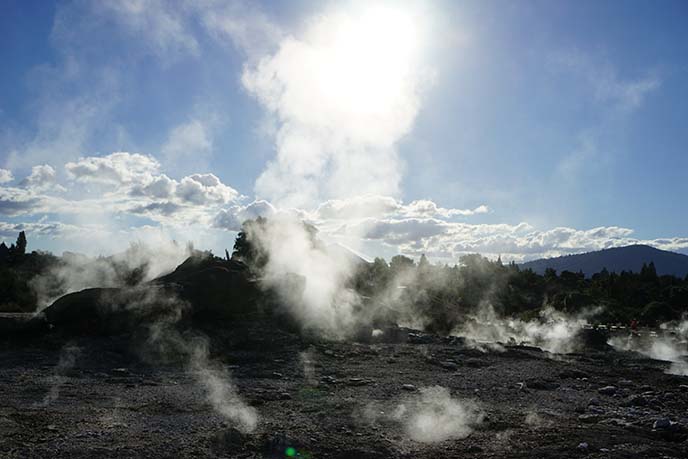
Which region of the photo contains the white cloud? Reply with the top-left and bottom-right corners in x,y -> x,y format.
20,165 -> 63,192
176,173 -> 240,205
330,214 -> 684,262
213,199 -> 277,231
404,200 -> 489,218
0,187 -> 45,217
0,169 -> 14,184
312,195 -> 488,221
0,152 -> 242,231
66,152 -> 160,185
2,157 -> 688,262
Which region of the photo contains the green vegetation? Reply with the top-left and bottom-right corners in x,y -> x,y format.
352,253 -> 688,331
0,232 -> 58,312
0,232 -> 155,313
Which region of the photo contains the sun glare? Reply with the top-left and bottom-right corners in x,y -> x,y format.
313,5 -> 423,118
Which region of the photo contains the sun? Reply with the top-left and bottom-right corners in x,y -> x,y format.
310,4 -> 424,119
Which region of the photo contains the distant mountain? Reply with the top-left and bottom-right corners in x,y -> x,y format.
520,245 -> 688,277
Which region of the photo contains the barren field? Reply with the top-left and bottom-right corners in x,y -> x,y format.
2,321 -> 688,458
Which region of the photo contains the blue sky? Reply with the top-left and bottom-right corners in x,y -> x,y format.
0,0 -> 686,261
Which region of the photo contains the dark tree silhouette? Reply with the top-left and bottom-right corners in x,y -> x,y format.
15,231 -> 27,257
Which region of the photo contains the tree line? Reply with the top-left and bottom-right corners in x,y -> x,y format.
234,219 -> 688,332
2,223 -> 687,331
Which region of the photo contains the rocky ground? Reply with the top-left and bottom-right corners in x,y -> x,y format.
2,321 -> 688,459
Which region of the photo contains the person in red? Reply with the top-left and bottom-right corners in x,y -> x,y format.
630,319 -> 639,332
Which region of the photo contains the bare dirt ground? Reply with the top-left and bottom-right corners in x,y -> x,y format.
1,322 -> 688,458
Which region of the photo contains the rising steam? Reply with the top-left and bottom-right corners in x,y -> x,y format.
31,240 -> 192,310
243,4 -> 431,209
189,340 -> 258,433
609,320 -> 688,376
38,343 -> 81,407
455,304 -> 604,354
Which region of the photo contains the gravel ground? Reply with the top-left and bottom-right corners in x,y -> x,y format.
1,323 -> 688,458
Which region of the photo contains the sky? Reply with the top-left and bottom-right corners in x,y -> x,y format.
0,0 -> 687,263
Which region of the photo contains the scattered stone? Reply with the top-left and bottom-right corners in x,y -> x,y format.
271,372 -> 283,379
347,378 -> 369,386
602,418 -> 630,427
527,379 -> 560,391
588,398 -> 601,406
278,393 -> 292,400
439,361 -> 458,370
408,333 -> 434,344
402,384 -> 416,391
678,384 -> 688,393
111,368 -> 128,374
465,358 -> 488,368
578,414 -> 600,424
598,386 -> 617,396
617,379 -> 633,387
622,395 -> 648,407
0,417 -> 20,436
321,376 -> 337,385
212,428 -> 250,454
653,418 -> 672,430
577,442 -> 589,450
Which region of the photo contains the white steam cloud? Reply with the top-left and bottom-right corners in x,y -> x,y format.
237,3 -> 434,337
189,341 -> 258,433
609,321 -> 688,376
248,216 -> 362,338
243,4 -> 432,209
455,304 -> 603,354
31,240 -> 193,309
397,386 -> 483,443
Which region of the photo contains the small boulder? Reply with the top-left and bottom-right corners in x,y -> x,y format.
653,418 -> 672,430
598,386 -> 617,396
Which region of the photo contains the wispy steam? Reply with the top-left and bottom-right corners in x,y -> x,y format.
248,215 -> 361,338
31,240 -> 192,309
39,343 -> 81,407
397,386 -> 483,443
455,304 -> 603,354
189,340 -> 258,433
609,320 -> 688,376
108,281 -> 260,433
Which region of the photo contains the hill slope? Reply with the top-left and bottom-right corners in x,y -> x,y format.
520,245 -> 688,277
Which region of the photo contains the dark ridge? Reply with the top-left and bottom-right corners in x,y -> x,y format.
520,244 -> 688,277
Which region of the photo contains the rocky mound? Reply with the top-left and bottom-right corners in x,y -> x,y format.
24,254 -> 279,336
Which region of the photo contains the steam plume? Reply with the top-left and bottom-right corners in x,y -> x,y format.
398,386 -> 483,443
